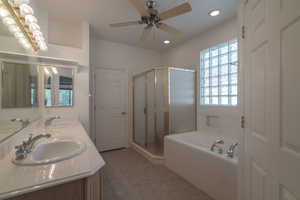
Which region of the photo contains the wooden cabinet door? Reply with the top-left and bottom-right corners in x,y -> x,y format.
10,179 -> 85,200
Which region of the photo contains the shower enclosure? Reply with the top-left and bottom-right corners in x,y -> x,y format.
133,67 -> 196,157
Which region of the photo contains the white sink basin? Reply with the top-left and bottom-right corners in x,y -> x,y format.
12,140 -> 86,166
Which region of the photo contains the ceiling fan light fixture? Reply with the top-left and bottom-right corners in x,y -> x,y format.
164,40 -> 170,44
209,9 -> 220,17
110,0 -> 192,41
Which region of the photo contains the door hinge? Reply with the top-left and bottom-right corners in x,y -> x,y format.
241,25 -> 246,39
241,116 -> 245,129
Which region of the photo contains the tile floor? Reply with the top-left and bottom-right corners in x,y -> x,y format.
102,148 -> 213,200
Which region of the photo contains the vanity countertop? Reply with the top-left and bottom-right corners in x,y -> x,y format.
0,120 -> 105,200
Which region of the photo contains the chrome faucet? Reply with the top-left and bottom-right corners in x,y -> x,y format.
227,142 -> 238,158
45,116 -> 61,127
14,133 -> 51,160
210,139 -> 224,154
11,118 -> 30,128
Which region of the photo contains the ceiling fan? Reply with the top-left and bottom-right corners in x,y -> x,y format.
110,0 -> 192,41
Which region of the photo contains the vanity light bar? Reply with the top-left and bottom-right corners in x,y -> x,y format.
0,0 -> 47,51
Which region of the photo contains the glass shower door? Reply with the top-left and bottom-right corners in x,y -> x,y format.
133,74 -> 147,147
133,69 -> 170,157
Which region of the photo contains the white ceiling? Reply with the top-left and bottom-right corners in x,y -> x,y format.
38,0 -> 237,51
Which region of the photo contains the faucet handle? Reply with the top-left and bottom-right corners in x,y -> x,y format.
26,134 -> 33,143
215,139 -> 224,144
229,142 -> 239,150
15,141 -> 27,150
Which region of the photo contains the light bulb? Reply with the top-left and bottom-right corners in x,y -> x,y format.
29,23 -> 40,32
18,38 -> 31,49
25,15 -> 37,25
23,42 -> 31,49
209,9 -> 220,17
18,37 -> 27,44
33,30 -> 42,38
51,67 -> 58,74
44,68 -> 50,75
20,4 -> 33,16
14,31 -> 24,39
0,6 -> 9,18
2,17 -> 15,26
35,35 -> 44,43
8,25 -> 20,34
39,41 -> 47,51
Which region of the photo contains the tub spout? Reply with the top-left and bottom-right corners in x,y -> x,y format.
227,143 -> 238,158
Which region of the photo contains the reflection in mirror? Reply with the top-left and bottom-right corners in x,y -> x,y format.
1,62 -> 38,108
44,66 -> 74,107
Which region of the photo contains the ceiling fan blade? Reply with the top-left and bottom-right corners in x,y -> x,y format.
140,25 -> 152,41
159,23 -> 182,35
159,2 -> 192,21
129,0 -> 150,16
110,21 -> 142,27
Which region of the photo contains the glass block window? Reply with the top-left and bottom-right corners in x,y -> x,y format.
200,39 -> 238,106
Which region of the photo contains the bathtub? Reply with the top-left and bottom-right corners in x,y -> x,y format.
164,131 -> 238,200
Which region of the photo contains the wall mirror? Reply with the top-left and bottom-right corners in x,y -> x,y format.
0,61 -> 39,143
1,62 -> 39,108
43,66 -> 74,107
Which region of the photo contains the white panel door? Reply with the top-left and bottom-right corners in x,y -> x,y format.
95,69 -> 128,152
242,0 -> 300,199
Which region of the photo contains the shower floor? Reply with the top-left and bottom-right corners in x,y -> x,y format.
134,141 -> 164,157
145,141 -> 164,156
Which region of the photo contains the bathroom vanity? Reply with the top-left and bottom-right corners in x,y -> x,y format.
0,120 -> 105,200
7,170 -> 103,200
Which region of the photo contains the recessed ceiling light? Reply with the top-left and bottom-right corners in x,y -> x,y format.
164,40 -> 170,44
209,9 -> 220,17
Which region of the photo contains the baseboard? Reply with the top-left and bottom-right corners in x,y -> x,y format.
130,142 -> 165,165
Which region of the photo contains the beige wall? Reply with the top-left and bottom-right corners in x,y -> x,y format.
48,20 -> 82,49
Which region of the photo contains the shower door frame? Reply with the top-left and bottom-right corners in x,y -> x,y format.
133,69 -> 155,149
132,68 -> 165,155
132,67 -> 197,157
168,67 -> 198,134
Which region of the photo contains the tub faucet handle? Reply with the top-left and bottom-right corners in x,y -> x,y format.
210,139 -> 224,153
215,139 -> 224,144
